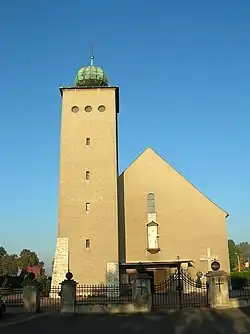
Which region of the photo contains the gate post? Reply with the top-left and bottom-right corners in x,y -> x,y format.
206,270 -> 229,309
60,272 -> 77,313
23,273 -> 40,313
131,271 -> 152,312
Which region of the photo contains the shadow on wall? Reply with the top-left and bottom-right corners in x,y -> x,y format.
118,173 -> 126,264
72,308 -> 250,334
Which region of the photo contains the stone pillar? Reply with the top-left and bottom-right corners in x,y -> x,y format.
206,270 -> 229,309
51,237 -> 69,289
60,272 -> 77,314
131,272 -> 152,312
23,278 -> 40,313
106,262 -> 119,297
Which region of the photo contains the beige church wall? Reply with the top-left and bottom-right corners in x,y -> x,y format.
118,148 -> 230,275
58,87 -> 119,285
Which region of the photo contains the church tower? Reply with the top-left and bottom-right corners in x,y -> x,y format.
51,53 -> 120,286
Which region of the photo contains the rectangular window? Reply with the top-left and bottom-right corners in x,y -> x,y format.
147,193 -> 156,214
86,170 -> 90,180
86,137 -> 91,146
86,202 -> 90,211
85,239 -> 91,249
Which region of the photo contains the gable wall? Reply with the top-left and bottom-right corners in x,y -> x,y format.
118,149 -> 230,274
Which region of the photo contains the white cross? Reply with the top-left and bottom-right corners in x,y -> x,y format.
200,248 -> 217,273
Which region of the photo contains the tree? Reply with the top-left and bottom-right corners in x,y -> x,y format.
37,274 -> 51,297
0,247 -> 7,258
0,254 -> 19,276
38,261 -> 45,276
237,242 -> 250,261
0,247 -> 48,279
18,249 -> 40,270
228,239 -> 238,272
52,258 -> 54,272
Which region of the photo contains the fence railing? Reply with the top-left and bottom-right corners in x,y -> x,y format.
0,287 -> 23,306
40,286 -> 61,312
48,286 -> 61,298
76,284 -> 132,305
228,277 -> 250,299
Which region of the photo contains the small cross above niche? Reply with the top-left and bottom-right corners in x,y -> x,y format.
200,248 -> 218,273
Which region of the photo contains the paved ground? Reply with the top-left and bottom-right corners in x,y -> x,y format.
2,308 -> 250,333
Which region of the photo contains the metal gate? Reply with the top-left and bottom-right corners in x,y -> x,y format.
152,269 -> 209,310
40,286 -> 61,312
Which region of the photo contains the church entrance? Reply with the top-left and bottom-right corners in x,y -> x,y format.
120,259 -> 209,309
152,266 -> 209,310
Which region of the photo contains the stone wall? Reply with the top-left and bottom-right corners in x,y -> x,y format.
51,237 -> 69,288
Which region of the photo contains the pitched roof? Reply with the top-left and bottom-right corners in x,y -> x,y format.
120,147 -> 229,218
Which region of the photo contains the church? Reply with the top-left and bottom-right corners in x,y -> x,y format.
51,54 -> 230,288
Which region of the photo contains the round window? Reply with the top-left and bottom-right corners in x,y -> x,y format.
71,106 -> 79,113
85,105 -> 92,113
98,105 -> 106,112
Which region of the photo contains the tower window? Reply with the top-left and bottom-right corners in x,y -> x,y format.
86,202 -> 90,212
98,105 -> 106,112
85,239 -> 91,249
86,170 -> 90,180
71,105 -> 79,113
84,105 -> 92,113
86,137 -> 91,146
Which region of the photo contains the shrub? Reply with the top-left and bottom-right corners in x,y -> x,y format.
196,277 -> 202,288
0,276 -> 24,289
230,272 -> 250,289
37,275 -> 51,297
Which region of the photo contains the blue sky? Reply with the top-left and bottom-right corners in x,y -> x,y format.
0,0 -> 249,272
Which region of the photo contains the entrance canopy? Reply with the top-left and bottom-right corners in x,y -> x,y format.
120,260 -> 194,269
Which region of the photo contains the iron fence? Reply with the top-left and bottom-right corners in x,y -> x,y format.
0,287 -> 23,306
229,279 -> 250,300
76,284 -> 132,305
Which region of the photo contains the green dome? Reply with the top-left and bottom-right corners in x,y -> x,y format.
75,65 -> 108,87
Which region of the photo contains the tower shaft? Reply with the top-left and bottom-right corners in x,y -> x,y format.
53,86 -> 119,285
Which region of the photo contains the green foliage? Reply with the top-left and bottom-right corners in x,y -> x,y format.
0,254 -> 19,276
0,276 -> 24,289
231,271 -> 250,279
0,247 -> 7,258
230,271 -> 250,289
18,249 -> 40,270
52,259 -> 54,274
0,246 -> 50,295
196,277 -> 202,288
228,239 -> 250,272
228,239 -> 238,271
37,275 -> 51,297
237,242 -> 250,260
0,246 -> 46,278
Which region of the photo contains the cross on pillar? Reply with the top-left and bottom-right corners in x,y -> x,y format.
200,248 -> 217,273
215,277 -> 223,292
138,280 -> 145,295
